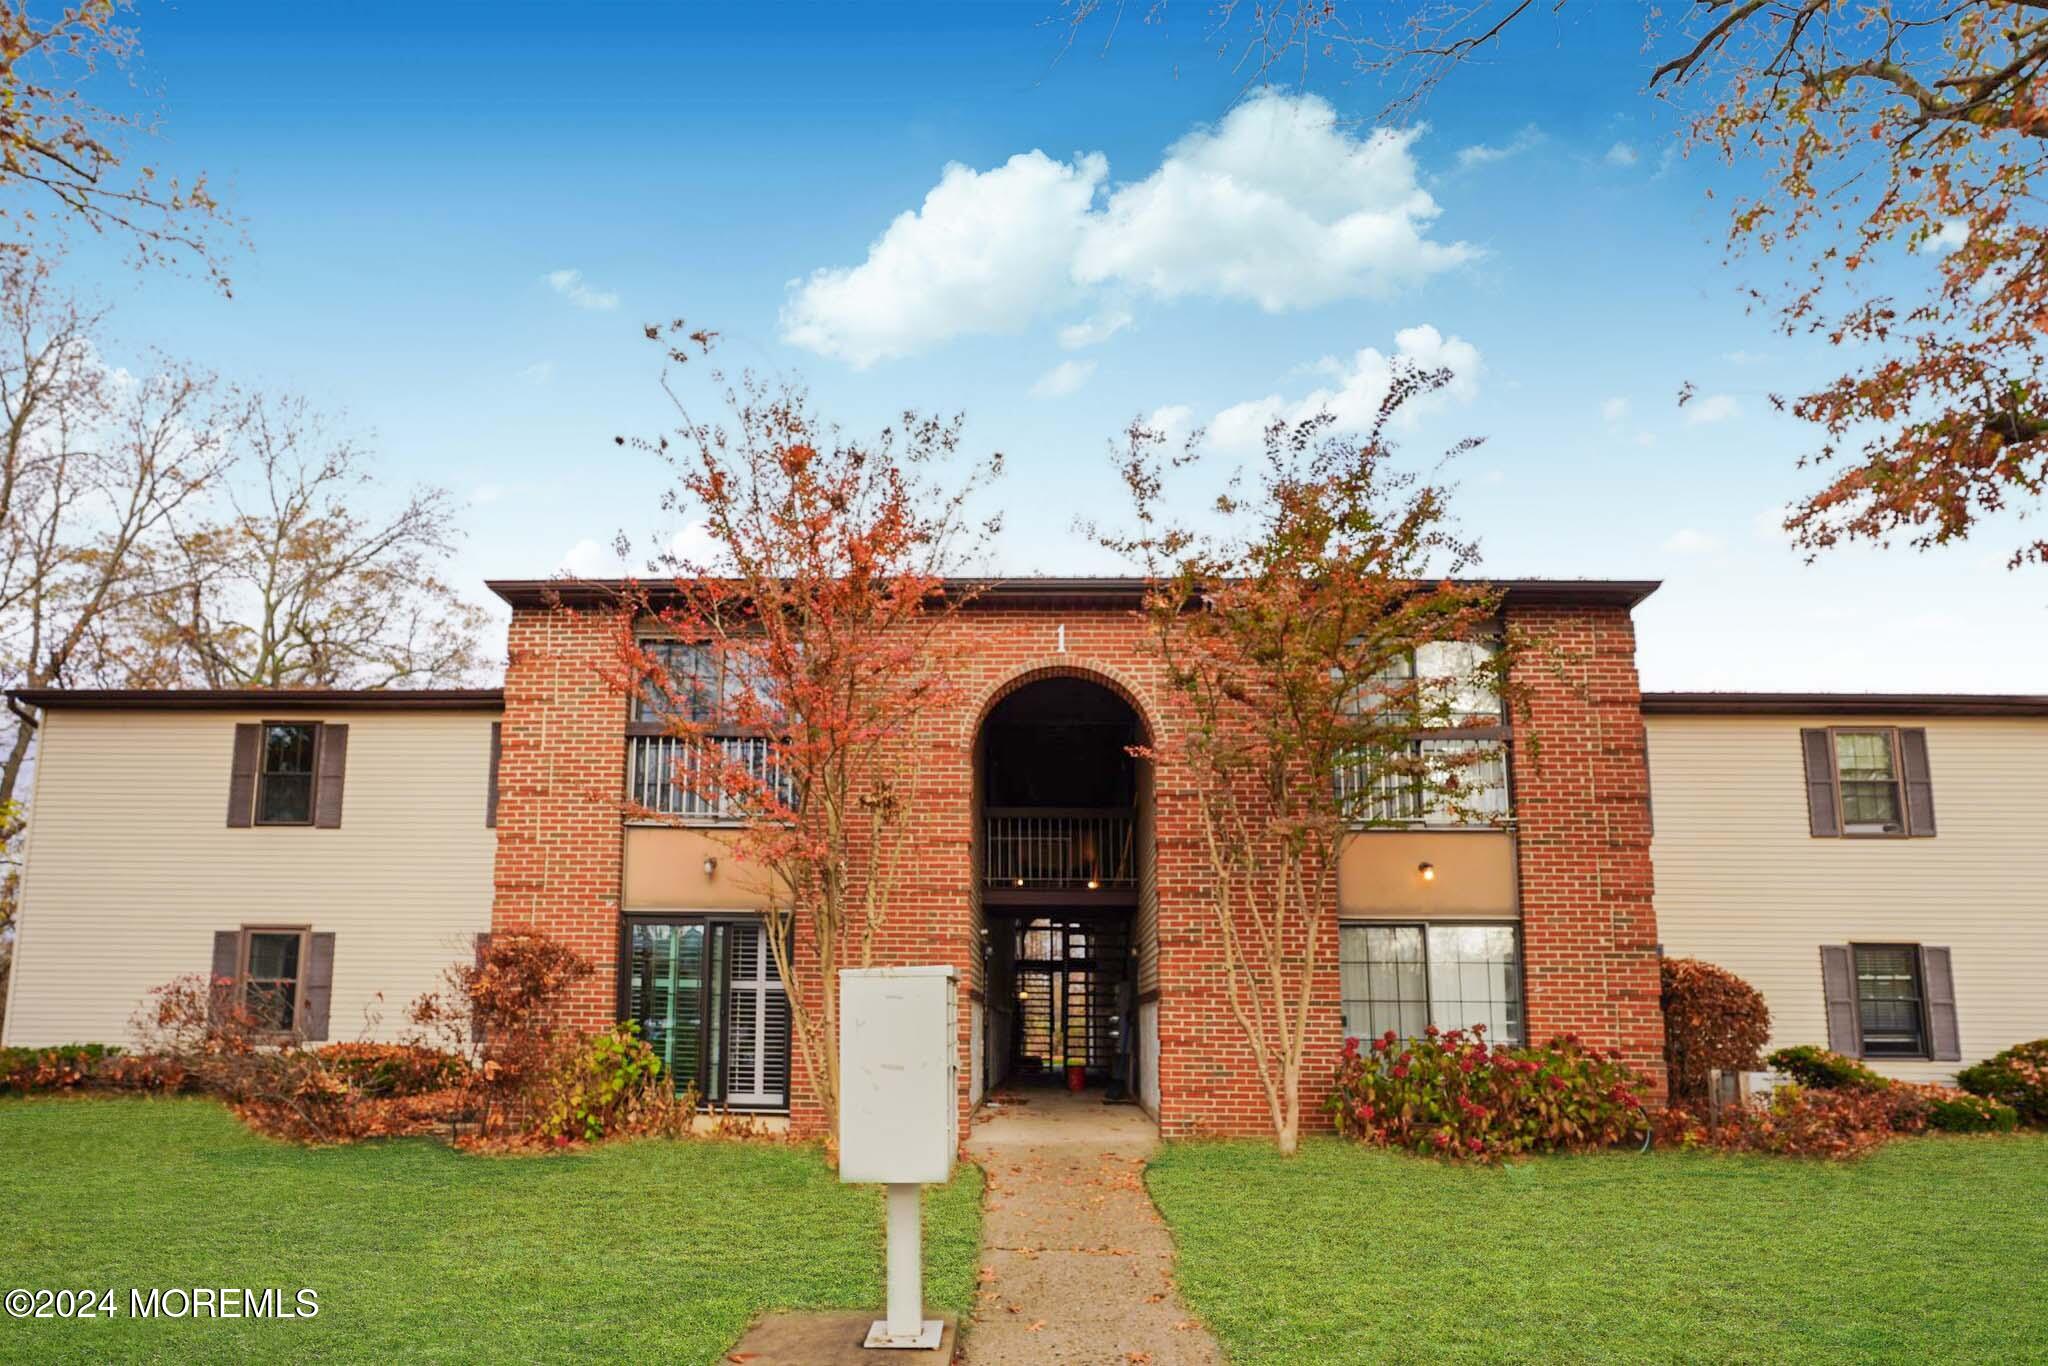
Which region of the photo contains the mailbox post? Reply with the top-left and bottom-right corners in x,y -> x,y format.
839,966 -> 958,1351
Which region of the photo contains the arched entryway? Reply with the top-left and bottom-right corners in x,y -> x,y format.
971,672 -> 1156,1111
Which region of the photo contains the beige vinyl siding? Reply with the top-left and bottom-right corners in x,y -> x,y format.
2,707 -> 498,1049
1648,713 -> 2048,1082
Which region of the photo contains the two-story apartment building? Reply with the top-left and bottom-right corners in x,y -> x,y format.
3,575 -> 1664,1139
1646,692 -> 2048,1083
487,576 -> 1663,1138
11,575 -> 2040,1137
1,689 -> 502,1049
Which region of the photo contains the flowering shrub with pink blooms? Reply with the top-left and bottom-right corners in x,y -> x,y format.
1325,1026 -> 1653,1161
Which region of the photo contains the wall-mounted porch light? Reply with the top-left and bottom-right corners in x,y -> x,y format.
703,856 -> 718,879
1086,878 -> 1101,890
1418,861 -> 1436,883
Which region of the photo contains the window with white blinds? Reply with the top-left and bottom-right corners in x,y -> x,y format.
724,921 -> 791,1109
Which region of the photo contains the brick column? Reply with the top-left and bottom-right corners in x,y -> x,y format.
1508,603 -> 1666,1096
492,606 -> 628,1030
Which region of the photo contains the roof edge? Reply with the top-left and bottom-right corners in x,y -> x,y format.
11,687 -> 505,713
1642,691 -> 2048,719
486,575 -> 1662,610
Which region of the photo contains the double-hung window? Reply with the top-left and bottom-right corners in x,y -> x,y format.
1819,942 -> 1959,1062
1339,639 -> 1509,827
257,724 -> 318,825
240,928 -> 309,1033
620,914 -> 791,1109
1339,923 -> 1524,1044
1853,944 -> 1927,1058
1800,726 -> 1935,838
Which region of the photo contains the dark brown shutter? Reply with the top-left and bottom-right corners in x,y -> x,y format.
313,723 -> 349,829
1921,945 -> 1960,1062
227,725 -> 260,827
301,932 -> 336,1042
209,930 -> 242,1020
471,931 -> 492,1044
485,722 -> 502,828
1820,945 -> 1860,1056
1800,729 -> 1840,837
1900,728 -> 1936,837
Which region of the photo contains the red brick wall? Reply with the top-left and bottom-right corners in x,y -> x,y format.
491,594 -> 1666,1137
491,606 -> 629,1031
1508,604 -> 1667,1096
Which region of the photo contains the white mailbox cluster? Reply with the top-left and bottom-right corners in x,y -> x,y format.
839,965 -> 959,1182
838,966 -> 958,1350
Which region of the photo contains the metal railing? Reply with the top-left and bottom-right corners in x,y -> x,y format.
983,807 -> 1135,890
628,733 -> 792,822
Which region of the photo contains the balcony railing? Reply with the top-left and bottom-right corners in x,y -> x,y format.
983,807 -> 1135,891
628,733 -> 792,822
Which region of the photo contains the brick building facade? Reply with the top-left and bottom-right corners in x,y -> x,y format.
486,577 -> 1666,1139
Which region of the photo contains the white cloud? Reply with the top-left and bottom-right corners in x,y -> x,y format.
1752,503 -> 1797,545
1207,324 -> 1481,453
558,537 -> 627,577
1058,309 -> 1133,349
1724,349 -> 1768,366
1600,396 -> 1630,424
1684,393 -> 1741,425
544,269 -> 619,312
780,151 -> 1106,368
1917,217 -> 1970,255
782,90 -> 1474,365
471,482 -> 509,506
1030,359 -> 1096,399
1147,403 -> 1195,443
1604,142 -> 1639,168
516,360 -> 555,385
1456,124 -> 1543,170
1075,92 -> 1475,312
1662,528 -> 1724,555
664,521 -> 733,573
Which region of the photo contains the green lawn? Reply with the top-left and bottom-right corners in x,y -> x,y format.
0,1096 -> 982,1363
1148,1135 -> 2048,1363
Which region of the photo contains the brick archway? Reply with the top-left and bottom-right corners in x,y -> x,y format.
962,656 -> 1160,750
967,657 -> 1162,1118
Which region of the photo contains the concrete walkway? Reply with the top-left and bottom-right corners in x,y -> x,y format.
960,1088 -> 1222,1365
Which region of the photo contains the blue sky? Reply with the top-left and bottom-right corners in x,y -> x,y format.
63,0 -> 2048,690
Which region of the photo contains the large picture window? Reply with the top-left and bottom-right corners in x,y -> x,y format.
1339,923 -> 1524,1045
620,915 -> 790,1110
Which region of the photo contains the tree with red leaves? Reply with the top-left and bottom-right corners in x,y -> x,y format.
608,325 -> 1002,1128
1068,0 -> 2048,568
1094,365 -> 1521,1153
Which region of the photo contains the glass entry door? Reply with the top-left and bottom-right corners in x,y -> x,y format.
622,915 -> 788,1110
625,919 -> 727,1102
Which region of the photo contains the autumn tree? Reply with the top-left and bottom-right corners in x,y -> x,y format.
1,0 -> 232,286
134,395 -> 490,688
602,324 -> 1001,1129
1095,366 -> 1517,1153
0,268 -> 488,959
1067,0 -> 2048,568
0,258 -> 235,810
